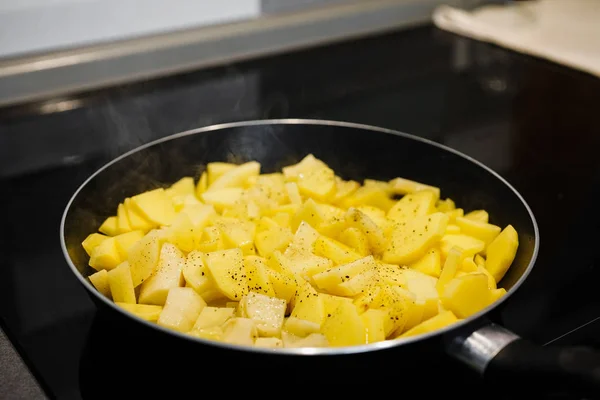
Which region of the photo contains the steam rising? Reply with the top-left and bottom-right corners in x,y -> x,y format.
92,66 -> 261,202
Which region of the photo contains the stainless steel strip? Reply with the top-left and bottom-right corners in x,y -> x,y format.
0,0 -> 462,107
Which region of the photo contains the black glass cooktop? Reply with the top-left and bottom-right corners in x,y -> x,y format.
2,25 -> 600,399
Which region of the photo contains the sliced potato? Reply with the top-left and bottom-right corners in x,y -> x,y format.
485,225 -> 519,283
383,212 -> 448,265
82,155 -> 521,349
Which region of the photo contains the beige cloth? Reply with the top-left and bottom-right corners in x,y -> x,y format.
432,0 -> 600,78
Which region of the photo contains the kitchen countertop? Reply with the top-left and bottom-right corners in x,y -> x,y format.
2,24 -> 600,399
0,329 -> 46,399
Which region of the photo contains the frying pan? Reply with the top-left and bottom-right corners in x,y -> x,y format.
61,119 -> 600,396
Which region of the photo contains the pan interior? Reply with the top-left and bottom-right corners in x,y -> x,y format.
62,121 -> 537,349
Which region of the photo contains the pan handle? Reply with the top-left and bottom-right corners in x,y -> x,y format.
446,323 -> 600,397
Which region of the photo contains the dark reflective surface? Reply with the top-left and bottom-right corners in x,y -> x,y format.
2,25 -> 600,399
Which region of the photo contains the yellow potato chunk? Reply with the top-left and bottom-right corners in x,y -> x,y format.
138,243 -> 185,306
214,217 -> 257,256
206,162 -> 236,184
402,300 -> 427,332
371,285 -> 416,336
316,203 -> 347,238
265,271 -> 296,305
477,266 -> 497,290
89,237 -> 121,270
89,269 -> 111,298
455,217 -> 501,247
436,198 -> 456,212
375,263 -> 407,286
116,203 -> 132,234
321,301 -> 366,347
195,171 -> 208,198
192,307 -> 235,330
291,198 -> 324,232
485,225 -> 519,283
290,221 -> 320,252
355,205 -> 388,229
436,246 -> 462,293
333,268 -> 380,297
239,292 -> 286,337
166,213 -> 200,253
445,208 -> 464,222
130,188 -> 177,226
321,293 -> 353,314
204,248 -> 248,301
401,269 -> 440,321
464,209 -> 489,223
243,256 -> 276,297
290,281 -> 326,326
124,198 -> 155,232
189,326 -> 224,341
383,212 -> 449,265
284,317 -> 321,338
255,337 -> 284,348
363,179 -> 392,193
171,194 -> 202,212
82,233 -> 109,256
408,247 -> 441,278
207,161 -> 260,192
361,308 -> 387,343
281,246 -> 332,282
388,177 -> 440,200
196,226 -> 225,253
461,256 -> 478,272
107,261 -> 136,304
441,273 -> 494,318
290,333 -> 329,348
116,303 -> 163,322
183,251 -> 222,302
491,287 -> 507,302
312,255 -> 376,292
222,318 -> 258,346
255,226 -> 293,258
475,254 -> 486,268
297,167 -> 336,202
386,191 -> 437,223
340,185 -> 395,212
313,235 -> 361,265
399,310 -> 458,338
272,212 -> 291,228
128,229 -> 167,287
332,178 -> 360,204
282,154 -> 328,180
158,287 -> 207,333
353,285 -> 382,313
114,230 -> 145,260
166,176 -> 195,198
201,188 -> 244,211
285,182 -> 303,205
345,208 -> 388,254
446,224 -> 461,234
99,216 -> 119,236
440,234 -> 485,258
338,227 -> 370,256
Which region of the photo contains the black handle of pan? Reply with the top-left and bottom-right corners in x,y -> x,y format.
446,323 -> 600,398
